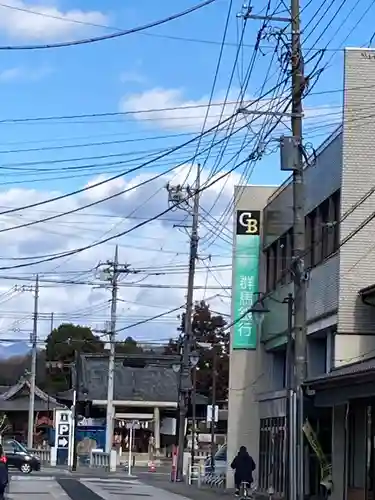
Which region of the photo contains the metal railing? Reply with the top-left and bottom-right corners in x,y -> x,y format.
202,472 -> 226,488
90,450 -> 110,470
30,448 -> 51,464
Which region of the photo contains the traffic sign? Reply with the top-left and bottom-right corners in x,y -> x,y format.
57,436 -> 69,448
60,413 -> 69,422
58,423 -> 70,435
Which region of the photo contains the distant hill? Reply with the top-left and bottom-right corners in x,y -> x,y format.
0,342 -> 31,359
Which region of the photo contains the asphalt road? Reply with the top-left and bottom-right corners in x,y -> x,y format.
7,475 -> 197,499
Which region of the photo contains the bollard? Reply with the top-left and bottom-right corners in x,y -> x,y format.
109,450 -> 117,472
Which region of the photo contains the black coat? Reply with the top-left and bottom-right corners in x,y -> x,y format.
0,461 -> 8,489
231,450 -> 256,484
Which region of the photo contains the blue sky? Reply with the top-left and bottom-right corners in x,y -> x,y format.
0,0 -> 373,191
0,0 -> 373,344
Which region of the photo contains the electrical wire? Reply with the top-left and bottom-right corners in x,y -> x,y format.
0,130 -> 283,271
0,0 -> 217,51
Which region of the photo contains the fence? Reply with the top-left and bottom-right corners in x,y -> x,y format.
187,461 -> 226,489
201,472 -> 226,489
89,449 -> 117,472
30,448 -> 51,465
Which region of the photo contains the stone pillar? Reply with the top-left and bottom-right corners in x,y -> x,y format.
154,407 -> 160,455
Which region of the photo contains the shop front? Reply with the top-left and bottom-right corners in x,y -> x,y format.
306,357 -> 375,500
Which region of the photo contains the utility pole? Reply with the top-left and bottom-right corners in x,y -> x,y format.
50,312 -> 54,332
285,293 -> 295,500
190,366 -> 197,468
98,246 -> 130,453
210,348 -> 217,471
72,349 -> 80,471
290,0 -> 306,498
244,1 -> 306,498
167,164 -> 200,481
27,274 -> 39,449
106,245 -> 118,454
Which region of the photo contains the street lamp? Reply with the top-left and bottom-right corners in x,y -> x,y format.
250,297 -> 270,327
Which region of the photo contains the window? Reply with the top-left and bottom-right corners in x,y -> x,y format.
305,190 -> 341,269
332,190 -> 340,251
306,210 -> 316,267
259,417 -> 286,496
286,229 -> 294,282
279,235 -> 287,285
264,191 -> 341,292
266,245 -> 276,292
321,198 -> 331,259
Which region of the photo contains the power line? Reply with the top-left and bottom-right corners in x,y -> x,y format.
0,143 -> 271,271
0,100 -> 247,125
0,0 -> 217,51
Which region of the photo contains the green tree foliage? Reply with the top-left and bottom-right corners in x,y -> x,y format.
45,323 -> 105,392
45,323 -> 104,361
116,336 -> 144,354
166,300 -> 229,401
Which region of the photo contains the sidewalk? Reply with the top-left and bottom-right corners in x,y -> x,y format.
139,473 -> 233,500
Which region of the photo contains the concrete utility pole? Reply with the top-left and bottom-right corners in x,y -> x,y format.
98,246 -> 130,453
210,347 -> 217,470
290,1 -> 306,499
27,274 -> 39,449
244,1 -> 306,498
167,164 -> 201,481
106,245 -> 119,454
72,349 -> 81,471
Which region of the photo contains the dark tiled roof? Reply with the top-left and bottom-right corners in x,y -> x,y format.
81,355 -> 182,403
305,356 -> 375,387
0,378 -> 65,410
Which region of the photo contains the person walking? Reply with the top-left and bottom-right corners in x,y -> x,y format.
0,445 -> 9,499
231,446 -> 256,497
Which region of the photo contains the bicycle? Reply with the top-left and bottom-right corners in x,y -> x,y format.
238,481 -> 252,499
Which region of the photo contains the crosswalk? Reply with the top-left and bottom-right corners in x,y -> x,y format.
5,475 -> 187,499
7,477 -> 70,499
80,477 -> 185,499
80,477 -> 151,499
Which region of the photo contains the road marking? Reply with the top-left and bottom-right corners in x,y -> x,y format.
10,475 -> 56,480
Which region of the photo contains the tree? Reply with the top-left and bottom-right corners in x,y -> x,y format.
0,413 -> 11,442
116,336 -> 144,354
45,323 -> 105,392
45,323 -> 104,361
166,301 -> 229,401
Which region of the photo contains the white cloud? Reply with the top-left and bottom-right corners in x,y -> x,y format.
120,70 -> 146,85
0,165 -> 234,348
120,88 -> 243,132
0,1 -> 108,41
0,66 -> 53,82
120,87 -> 340,137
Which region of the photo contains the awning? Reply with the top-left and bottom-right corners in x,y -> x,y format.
358,284 -> 375,306
305,357 -> 375,406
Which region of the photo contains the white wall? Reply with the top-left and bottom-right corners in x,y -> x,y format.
226,185 -> 276,488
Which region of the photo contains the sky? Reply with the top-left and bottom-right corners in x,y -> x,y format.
0,0 -> 373,350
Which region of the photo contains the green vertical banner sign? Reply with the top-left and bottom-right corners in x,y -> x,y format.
232,210 -> 261,349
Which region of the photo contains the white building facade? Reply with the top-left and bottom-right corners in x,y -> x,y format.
227,48 -> 375,500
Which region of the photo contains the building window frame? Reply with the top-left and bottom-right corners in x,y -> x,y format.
258,417 -> 286,496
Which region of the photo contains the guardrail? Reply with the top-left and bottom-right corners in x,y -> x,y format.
30,448 -> 51,464
89,449 -> 117,472
90,450 -> 110,470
